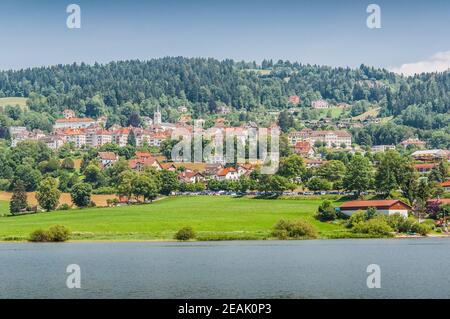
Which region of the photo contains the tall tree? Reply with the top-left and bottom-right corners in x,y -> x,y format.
36,177 -> 61,211
343,154 -> 373,197
10,181 -> 27,215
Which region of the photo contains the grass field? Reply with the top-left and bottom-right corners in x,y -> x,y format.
0,196 -> 348,241
0,97 -> 28,109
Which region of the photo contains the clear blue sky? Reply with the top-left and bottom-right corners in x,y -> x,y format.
1,0 -> 449,72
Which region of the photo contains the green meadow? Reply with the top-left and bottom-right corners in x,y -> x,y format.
0,196 -> 349,241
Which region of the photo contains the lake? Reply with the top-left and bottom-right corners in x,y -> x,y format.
1,239 -> 449,299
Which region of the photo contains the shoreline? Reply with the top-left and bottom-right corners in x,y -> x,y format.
1,234 -> 449,244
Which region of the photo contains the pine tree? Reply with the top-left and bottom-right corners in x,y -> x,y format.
10,180 -> 28,215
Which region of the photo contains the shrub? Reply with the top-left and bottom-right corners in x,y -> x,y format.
315,200 -> 337,222
352,218 -> 394,237
346,211 -> 366,228
48,225 -> 71,242
411,223 -> 431,236
28,225 -> 71,242
174,227 -> 196,241
272,219 -> 318,239
29,229 -> 51,242
57,203 -> 71,211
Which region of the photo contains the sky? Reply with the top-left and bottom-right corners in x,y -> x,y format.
0,0 -> 450,75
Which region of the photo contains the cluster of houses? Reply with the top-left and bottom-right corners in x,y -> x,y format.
97,150 -> 255,183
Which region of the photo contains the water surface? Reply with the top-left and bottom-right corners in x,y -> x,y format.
1,239 -> 449,298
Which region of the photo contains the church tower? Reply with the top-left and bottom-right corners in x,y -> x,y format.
154,106 -> 162,125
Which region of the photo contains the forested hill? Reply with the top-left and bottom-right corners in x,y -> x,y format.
0,57 -> 449,146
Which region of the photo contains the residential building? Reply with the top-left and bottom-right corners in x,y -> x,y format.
311,99 -> 329,109
411,149 -> 448,162
128,157 -> 162,171
98,152 -> 119,169
216,167 -> 239,180
54,118 -> 97,129
294,141 -> 315,157
338,200 -> 411,218
63,109 -> 76,119
178,171 -> 204,183
371,145 -> 396,153
293,128 -> 352,148
61,129 -> 87,148
400,138 -> 426,149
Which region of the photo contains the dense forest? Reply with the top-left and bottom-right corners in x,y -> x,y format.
0,57 -> 449,147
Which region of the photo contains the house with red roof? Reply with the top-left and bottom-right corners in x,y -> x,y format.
338,200 -> 412,217
215,167 -> 239,181
98,152 -> 119,169
178,171 -> 205,183
128,157 -> 162,171
294,141 -> 315,157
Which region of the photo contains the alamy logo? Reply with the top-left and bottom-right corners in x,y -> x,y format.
66,4 -> 81,29
170,122 -> 280,174
366,264 -> 381,288
66,264 -> 81,289
366,4 -> 381,29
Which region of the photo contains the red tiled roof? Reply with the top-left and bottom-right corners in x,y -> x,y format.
339,200 -> 412,210
128,158 -> 160,169
441,181 -> 450,187
135,152 -> 153,159
217,167 -> 237,176
98,152 -> 117,161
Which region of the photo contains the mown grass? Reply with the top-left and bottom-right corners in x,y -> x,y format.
0,196 -> 350,241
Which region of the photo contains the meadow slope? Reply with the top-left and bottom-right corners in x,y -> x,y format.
0,196 -> 347,241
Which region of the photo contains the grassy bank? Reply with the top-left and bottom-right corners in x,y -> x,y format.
0,196 -> 353,241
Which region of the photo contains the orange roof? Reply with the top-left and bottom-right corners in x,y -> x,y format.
217,167 -> 237,176
161,163 -> 176,170
63,128 -> 86,135
128,158 -> 160,169
135,152 -> 153,159
98,152 -> 118,161
56,118 -> 95,123
441,181 -> 450,187
340,200 -> 411,210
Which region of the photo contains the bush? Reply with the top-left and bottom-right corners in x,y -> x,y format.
57,203 -> 71,211
272,219 -> 318,239
174,227 -> 196,241
411,223 -> 431,236
315,200 -> 337,222
352,218 -> 394,237
29,229 -> 51,242
48,225 -> 71,242
28,225 -> 71,242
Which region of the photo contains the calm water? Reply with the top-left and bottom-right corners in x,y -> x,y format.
1,239 -> 449,299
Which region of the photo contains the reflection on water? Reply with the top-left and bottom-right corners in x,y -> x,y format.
1,239 -> 449,299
